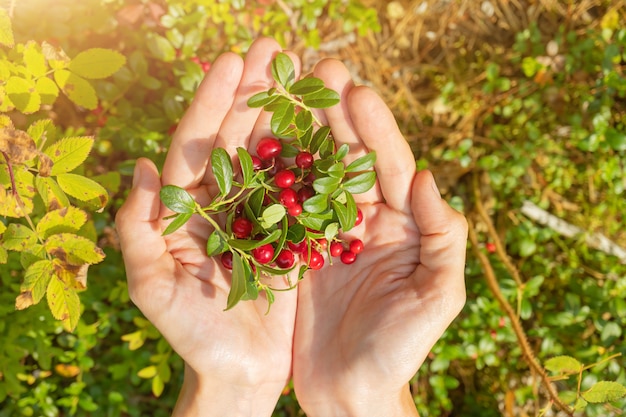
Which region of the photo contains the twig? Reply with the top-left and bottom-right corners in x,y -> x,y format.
520,200 -> 626,264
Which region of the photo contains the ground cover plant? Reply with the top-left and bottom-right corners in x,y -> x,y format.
1,0 -> 625,416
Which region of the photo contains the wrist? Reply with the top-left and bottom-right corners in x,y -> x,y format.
300,384 -> 419,417
173,364 -> 283,417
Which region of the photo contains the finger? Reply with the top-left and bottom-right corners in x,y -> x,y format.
411,170 -> 467,309
162,52 -> 244,188
204,38 -> 283,183
347,86 -> 416,212
116,158 -> 175,304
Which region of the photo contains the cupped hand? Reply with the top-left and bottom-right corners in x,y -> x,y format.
292,59 -> 468,416
115,38 -> 299,416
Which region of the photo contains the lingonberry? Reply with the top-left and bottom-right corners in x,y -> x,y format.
317,238 -> 328,251
340,250 -> 357,265
288,240 -> 308,254
265,157 -> 284,177
275,169 -> 296,188
279,188 -> 298,208
306,248 -> 324,270
275,249 -> 295,269
252,244 -> 274,264
221,252 -> 233,269
354,208 -> 364,226
256,137 -> 282,161
287,203 -> 302,217
295,151 -> 314,169
232,218 -> 253,239
298,186 -> 315,203
251,155 -> 263,171
349,239 -> 364,254
486,242 -> 496,253
330,241 -> 344,257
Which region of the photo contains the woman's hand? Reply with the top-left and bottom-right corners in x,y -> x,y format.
292,59 -> 468,417
115,38 -> 299,417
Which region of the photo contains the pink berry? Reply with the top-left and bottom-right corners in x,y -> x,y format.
295,151 -> 314,169
221,252 -> 233,269
275,249 -> 295,269
256,137 -> 282,161
354,208 -> 364,226
349,239 -> 364,254
279,188 -> 298,208
252,244 -> 274,264
232,218 -> 253,239
306,249 -> 324,270
275,170 -> 296,188
340,250 -> 357,265
287,203 -> 302,217
330,241 -> 343,257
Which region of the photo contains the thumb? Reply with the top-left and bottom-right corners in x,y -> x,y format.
115,158 -> 172,298
411,169 -> 467,301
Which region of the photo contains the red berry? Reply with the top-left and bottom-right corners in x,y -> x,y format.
295,151 -> 314,169
354,208 -> 364,226
330,241 -> 344,257
221,252 -> 233,269
306,249 -> 324,270
265,157 -> 284,177
298,186 -> 315,203
252,244 -> 274,264
232,218 -> 253,239
349,239 -> 364,254
287,203 -> 302,217
201,61 -> 211,73
317,238 -> 328,251
256,137 -> 282,161
251,156 -> 263,171
275,170 -> 296,188
279,188 -> 298,208
303,172 -> 316,184
486,242 -> 497,253
340,250 -> 357,265
288,240 -> 308,254
275,249 -> 295,269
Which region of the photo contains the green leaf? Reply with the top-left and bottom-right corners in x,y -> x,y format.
35,176 -> 70,210
295,109 -> 313,132
2,224 -> 37,251
299,126 -> 313,149
5,76 -> 41,114
57,173 -> 108,208
582,381 -> 626,404
327,162 -> 345,179
147,34 -> 177,62
260,204 -> 286,228
247,90 -> 278,108
271,52 -> 296,89
303,194 -> 329,214
36,206 -> 87,240
159,185 -> 196,214
47,274 -> 81,331
36,77 -> 60,105
54,69 -> 98,110
45,233 -> 105,265
228,229 -> 282,251
237,147 -> 254,186
324,222 -> 339,243
271,102 -> 295,136
342,171 -> 377,194
225,251 -> 247,310
302,87 -> 340,108
333,144 -> 350,162
332,199 -> 356,233
206,231 -> 226,256
0,7 -> 14,48
319,137 -> 335,159
246,188 -> 265,218
313,176 -> 341,194
24,41 -> 47,77
346,152 -> 377,172
544,356 -> 583,375
286,223 -> 306,243
162,212 -> 193,236
290,77 -> 325,95
45,136 -> 94,175
211,148 -> 233,196
310,126 -> 330,154
19,259 -> 55,306
69,48 -> 126,79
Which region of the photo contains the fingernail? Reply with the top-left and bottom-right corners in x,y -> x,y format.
430,172 -> 441,198
132,161 -> 142,188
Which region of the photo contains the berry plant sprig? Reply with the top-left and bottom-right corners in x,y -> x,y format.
159,53 -> 376,311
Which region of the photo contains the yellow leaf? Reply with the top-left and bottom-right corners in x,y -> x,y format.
44,136 -> 94,175
46,274 -> 80,331
15,291 -> 34,310
0,7 -> 14,48
0,128 -> 38,163
35,176 -> 69,210
54,364 -> 80,378
23,41 -> 47,77
53,69 -> 98,110
45,232 -> 105,265
137,365 -> 158,379
4,77 -> 41,114
20,259 -> 55,305
69,48 -> 126,80
2,223 -> 37,251
56,173 -> 108,209
36,206 -> 88,240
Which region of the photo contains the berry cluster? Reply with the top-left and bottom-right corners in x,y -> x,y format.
159,53 -> 377,310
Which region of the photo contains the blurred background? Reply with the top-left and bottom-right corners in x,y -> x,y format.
1,0 -> 625,415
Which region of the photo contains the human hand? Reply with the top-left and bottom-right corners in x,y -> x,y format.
115,38 -> 299,417
292,59 -> 468,416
